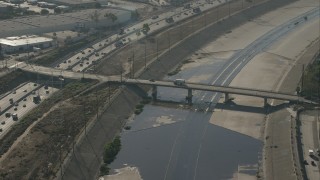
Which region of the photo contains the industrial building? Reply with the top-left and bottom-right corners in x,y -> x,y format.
0,35 -> 54,54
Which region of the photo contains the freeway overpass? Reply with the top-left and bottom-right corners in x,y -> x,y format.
18,63 -> 314,106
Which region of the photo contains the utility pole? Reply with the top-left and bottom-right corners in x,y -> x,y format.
216,5 -> 219,22
59,148 -> 63,178
179,24 -> 183,40
204,11 -> 207,27
108,83 -> 111,103
132,49 -> 135,78
120,64 -> 123,83
228,0 -> 231,17
51,71 -> 53,88
156,39 -> 159,61
26,35 -> 29,64
95,89 -> 99,120
83,104 -> 87,135
318,66 -> 320,141
144,42 -> 147,69
191,18 -> 194,31
168,31 -> 171,52
301,64 -> 305,92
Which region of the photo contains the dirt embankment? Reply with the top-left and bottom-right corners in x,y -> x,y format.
0,0 -> 299,179
62,0 -> 300,179
0,77 -> 123,179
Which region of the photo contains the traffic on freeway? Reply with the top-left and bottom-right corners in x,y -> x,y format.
54,0 -> 227,73
0,82 -> 58,138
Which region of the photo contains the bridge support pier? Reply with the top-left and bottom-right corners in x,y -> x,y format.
186,89 -> 193,104
264,97 -> 268,107
152,85 -> 157,101
224,93 -> 229,103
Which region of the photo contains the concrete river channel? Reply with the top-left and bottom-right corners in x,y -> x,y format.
109,6 -> 320,180
110,48 -> 263,179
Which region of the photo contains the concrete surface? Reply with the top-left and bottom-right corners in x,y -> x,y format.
101,166 -> 142,180
300,112 -> 320,180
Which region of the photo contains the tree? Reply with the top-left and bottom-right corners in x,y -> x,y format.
40,9 -> 49,15
131,10 -> 139,20
142,23 -> 150,34
54,7 -> 61,14
105,13 -> 117,23
90,10 -> 100,28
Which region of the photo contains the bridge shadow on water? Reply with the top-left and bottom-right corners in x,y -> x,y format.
151,98 -> 292,114
214,101 -> 292,114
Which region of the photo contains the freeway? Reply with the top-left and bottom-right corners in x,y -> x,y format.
55,0 -> 320,180
54,0 -> 228,72
0,83 -> 58,139
0,82 -> 40,116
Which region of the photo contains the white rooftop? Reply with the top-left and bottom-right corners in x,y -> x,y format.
0,35 -> 53,46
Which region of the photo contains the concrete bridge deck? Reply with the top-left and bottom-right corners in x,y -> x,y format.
18,63 -> 314,105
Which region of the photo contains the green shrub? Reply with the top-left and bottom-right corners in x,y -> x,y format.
103,136 -> 121,164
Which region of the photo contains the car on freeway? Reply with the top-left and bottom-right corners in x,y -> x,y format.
152,15 -> 159,19
5,113 -> 11,118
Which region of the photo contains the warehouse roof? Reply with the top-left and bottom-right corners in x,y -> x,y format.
0,35 -> 53,46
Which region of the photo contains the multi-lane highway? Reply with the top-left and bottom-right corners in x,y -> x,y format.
54,0 -> 228,72
0,82 -> 58,138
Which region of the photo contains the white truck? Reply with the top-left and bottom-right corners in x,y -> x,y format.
173,79 -> 186,86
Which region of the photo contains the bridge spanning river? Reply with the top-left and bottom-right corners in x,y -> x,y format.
17,63 -> 314,106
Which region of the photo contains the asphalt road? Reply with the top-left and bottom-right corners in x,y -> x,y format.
59,0 -> 309,179
54,0 -> 227,72
0,82 -> 58,139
